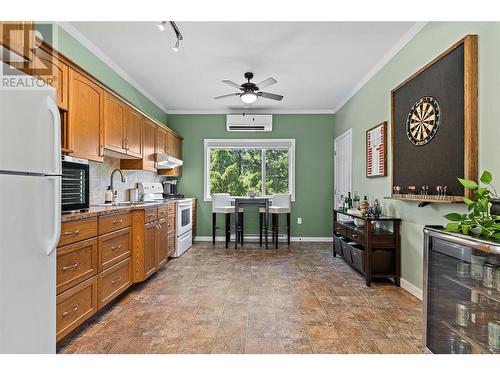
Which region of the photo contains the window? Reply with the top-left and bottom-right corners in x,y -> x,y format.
204,139 -> 295,201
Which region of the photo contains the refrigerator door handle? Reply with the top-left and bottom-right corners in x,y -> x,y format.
46,175 -> 61,256
46,96 -> 62,175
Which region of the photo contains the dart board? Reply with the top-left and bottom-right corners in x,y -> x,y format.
405,96 -> 440,146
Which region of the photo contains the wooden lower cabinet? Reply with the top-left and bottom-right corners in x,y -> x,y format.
58,217 -> 98,247
98,227 -> 132,272
144,221 -> 158,279
97,257 -> 132,309
56,276 -> 98,342
158,217 -> 169,268
56,238 -> 98,295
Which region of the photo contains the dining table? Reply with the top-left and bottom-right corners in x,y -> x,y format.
233,197 -> 270,249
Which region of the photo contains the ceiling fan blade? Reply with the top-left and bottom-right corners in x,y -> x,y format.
214,93 -> 240,100
258,92 -> 283,101
256,77 -> 277,89
222,80 -> 243,89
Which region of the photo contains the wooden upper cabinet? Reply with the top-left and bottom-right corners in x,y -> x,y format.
121,117 -> 156,172
156,126 -> 168,154
32,48 -> 69,110
0,21 -> 34,64
124,106 -> 142,158
103,92 -> 126,155
68,69 -> 104,162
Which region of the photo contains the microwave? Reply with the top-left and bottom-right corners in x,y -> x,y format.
61,155 -> 90,212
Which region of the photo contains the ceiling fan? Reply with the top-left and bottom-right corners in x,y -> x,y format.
214,72 -> 283,104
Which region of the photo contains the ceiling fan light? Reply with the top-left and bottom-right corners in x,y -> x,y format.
240,91 -> 257,104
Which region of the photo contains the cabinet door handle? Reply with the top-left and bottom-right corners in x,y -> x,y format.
62,262 -> 79,271
113,219 -> 123,224
111,245 -> 122,251
148,213 -> 155,217
352,234 -> 358,238
62,305 -> 79,316
111,276 -> 122,285
63,229 -> 80,236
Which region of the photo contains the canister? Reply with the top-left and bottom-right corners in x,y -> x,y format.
483,263 -> 496,289
456,301 -> 475,328
457,261 -> 470,279
470,255 -> 486,280
471,305 -> 494,337
457,339 -> 471,354
470,290 -> 479,304
488,321 -> 500,351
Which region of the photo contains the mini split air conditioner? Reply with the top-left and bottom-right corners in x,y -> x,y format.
226,114 -> 272,132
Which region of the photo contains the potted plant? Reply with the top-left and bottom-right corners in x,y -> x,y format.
444,170 -> 500,239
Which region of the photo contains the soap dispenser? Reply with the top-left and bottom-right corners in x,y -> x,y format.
105,186 -> 113,204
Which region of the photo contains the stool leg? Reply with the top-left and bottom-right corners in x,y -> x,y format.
225,213 -> 230,248
287,212 -> 291,245
275,213 -> 279,249
212,212 -> 216,245
239,211 -> 244,245
259,213 -> 263,246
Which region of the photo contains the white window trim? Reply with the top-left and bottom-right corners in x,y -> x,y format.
204,139 -> 296,202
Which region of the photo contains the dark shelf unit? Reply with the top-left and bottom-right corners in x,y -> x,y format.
332,209 -> 401,286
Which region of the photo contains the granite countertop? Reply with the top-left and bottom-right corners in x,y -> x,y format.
61,198 -> 193,223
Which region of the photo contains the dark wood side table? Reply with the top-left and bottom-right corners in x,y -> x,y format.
333,209 -> 401,286
234,197 -> 269,249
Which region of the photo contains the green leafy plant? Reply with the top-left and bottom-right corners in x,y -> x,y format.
444,170 -> 500,239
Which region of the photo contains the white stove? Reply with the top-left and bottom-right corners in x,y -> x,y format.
137,182 -> 193,258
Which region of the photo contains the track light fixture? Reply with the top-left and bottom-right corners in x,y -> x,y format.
157,21 -> 167,32
157,21 -> 183,52
172,36 -> 180,52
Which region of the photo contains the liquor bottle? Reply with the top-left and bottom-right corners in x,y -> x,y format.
344,194 -> 349,210
361,196 -> 369,210
347,192 -> 353,209
353,191 -> 360,209
338,195 -> 344,210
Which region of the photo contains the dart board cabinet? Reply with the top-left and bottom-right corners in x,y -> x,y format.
390,35 -> 478,202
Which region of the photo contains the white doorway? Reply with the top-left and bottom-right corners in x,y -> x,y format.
334,129 -> 352,211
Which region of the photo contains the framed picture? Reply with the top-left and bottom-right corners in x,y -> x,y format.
390,35 -> 478,200
366,121 -> 387,178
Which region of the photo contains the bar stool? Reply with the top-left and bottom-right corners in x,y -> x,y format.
259,194 -> 291,249
211,193 -> 244,248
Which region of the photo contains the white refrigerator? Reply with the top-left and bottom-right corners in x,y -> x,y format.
0,64 -> 61,353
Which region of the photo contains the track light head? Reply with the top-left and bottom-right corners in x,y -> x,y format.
172,36 -> 180,52
157,21 -> 167,32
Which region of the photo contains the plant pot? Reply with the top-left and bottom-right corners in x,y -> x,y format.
490,199 -> 500,216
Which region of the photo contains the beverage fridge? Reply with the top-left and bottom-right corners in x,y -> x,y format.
424,226 -> 500,354
0,63 -> 61,353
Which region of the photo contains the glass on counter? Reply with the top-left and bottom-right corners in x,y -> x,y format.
489,321 -> 500,350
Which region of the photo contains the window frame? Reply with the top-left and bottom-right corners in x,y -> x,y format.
204,139 -> 296,202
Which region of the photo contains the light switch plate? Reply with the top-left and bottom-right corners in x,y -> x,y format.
297,217 -> 302,224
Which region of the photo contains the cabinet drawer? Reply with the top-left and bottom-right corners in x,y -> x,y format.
97,257 -> 132,309
98,227 -> 132,271
167,215 -> 175,232
56,276 -> 98,341
98,212 -> 132,234
334,223 -> 347,237
158,204 -> 169,219
144,207 -> 158,223
167,203 -> 175,215
58,218 -> 98,247
57,238 -> 98,294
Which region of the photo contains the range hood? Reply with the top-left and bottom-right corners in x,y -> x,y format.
155,153 -> 183,169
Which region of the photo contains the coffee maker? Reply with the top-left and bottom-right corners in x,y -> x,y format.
163,179 -> 183,198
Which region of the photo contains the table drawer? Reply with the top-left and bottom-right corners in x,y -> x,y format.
98,227 -> 132,271
58,218 -> 98,247
57,238 -> 98,294
56,276 -> 98,341
334,223 -> 347,237
158,204 -> 169,219
144,207 -> 158,223
98,212 -> 132,235
97,257 -> 132,309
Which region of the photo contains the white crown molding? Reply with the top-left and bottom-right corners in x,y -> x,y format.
332,21 -> 428,114
167,109 -> 335,115
56,21 -> 169,114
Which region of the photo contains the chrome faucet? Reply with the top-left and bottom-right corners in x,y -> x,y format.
110,169 -> 126,204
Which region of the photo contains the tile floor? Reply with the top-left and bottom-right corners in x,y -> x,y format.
57,242 -> 423,354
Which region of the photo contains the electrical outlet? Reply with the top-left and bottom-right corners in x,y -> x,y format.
297,217 -> 302,224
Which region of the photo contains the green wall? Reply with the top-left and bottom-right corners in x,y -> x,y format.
168,114 -> 335,238
36,23 -> 167,123
333,22 -> 500,291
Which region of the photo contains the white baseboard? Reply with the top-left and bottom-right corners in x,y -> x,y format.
194,235 -> 333,243
400,278 -> 423,301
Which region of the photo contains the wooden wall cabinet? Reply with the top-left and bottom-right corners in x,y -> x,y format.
32,47 -> 69,110
68,68 -> 104,162
158,131 -> 183,177
124,106 -> 142,158
121,117 -> 156,172
0,21 -> 34,64
156,126 -> 168,154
